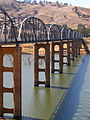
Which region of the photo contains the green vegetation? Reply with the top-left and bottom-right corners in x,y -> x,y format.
72,7 -> 90,19
75,24 -> 90,37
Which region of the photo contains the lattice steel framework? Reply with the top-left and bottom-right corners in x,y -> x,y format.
0,7 -> 83,45
48,24 -> 61,41
61,27 -> 68,40
18,17 -> 48,43
0,7 -> 17,44
68,29 -> 73,40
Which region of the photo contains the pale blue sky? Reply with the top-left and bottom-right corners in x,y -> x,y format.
19,0 -> 90,8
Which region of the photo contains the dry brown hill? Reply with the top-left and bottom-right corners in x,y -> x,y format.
0,0 -> 90,29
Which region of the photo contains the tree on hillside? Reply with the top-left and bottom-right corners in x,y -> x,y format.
32,0 -> 37,4
39,0 -> 45,6
56,1 -> 59,4
76,24 -> 90,37
56,1 -> 61,8
62,24 -> 68,28
34,10 -> 38,15
24,0 -> 32,3
77,28 -> 90,37
64,15 -> 67,19
78,24 -> 85,29
74,7 -> 78,12
64,3 -> 68,6
72,7 -> 81,17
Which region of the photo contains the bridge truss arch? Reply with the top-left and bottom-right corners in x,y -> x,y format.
75,32 -> 79,40
72,31 -> 77,40
68,29 -> 73,40
75,32 -> 81,40
61,27 -> 68,40
79,33 -> 83,40
18,17 -> 48,43
48,24 -> 61,41
0,7 -> 17,45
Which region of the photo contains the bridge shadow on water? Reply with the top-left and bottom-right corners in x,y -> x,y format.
52,56 -> 89,120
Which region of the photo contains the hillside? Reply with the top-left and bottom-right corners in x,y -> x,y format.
0,0 -> 90,29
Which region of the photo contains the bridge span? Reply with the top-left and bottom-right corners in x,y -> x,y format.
0,7 -> 89,119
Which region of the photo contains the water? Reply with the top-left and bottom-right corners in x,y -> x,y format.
2,54 -> 89,120
55,55 -> 90,120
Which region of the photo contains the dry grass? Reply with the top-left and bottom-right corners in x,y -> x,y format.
0,0 -> 90,29
0,0 -> 90,54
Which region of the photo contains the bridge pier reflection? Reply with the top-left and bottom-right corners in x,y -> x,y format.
0,46 -> 22,119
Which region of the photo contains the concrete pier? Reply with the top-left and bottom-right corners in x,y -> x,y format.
0,46 -> 22,119
51,42 -> 63,73
34,43 -> 50,87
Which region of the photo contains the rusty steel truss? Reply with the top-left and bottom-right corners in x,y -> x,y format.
0,7 -> 82,45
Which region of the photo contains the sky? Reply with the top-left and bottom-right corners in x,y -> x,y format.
19,0 -> 90,8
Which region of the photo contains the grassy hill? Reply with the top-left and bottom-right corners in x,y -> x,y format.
0,0 -> 90,29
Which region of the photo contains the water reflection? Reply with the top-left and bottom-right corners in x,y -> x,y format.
54,56 -> 89,120
22,54 -> 45,67
23,54 -> 33,66
3,54 -> 14,67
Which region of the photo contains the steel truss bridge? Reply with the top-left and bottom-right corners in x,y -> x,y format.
0,7 -> 90,119
0,7 -> 83,45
